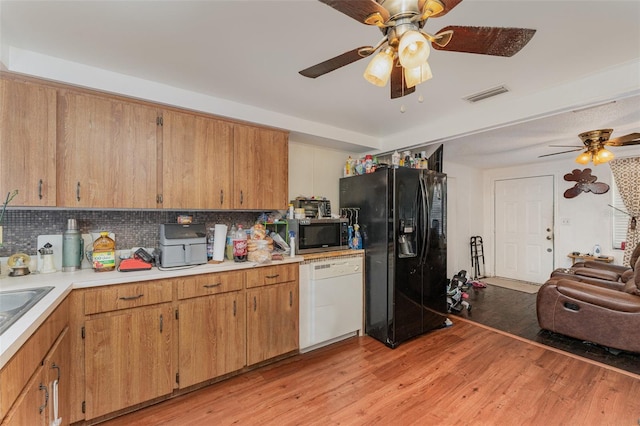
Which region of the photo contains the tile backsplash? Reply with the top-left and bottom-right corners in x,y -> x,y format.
0,209 -> 261,257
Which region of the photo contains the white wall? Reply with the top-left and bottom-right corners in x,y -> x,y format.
480,156 -> 630,276
288,138 -> 351,208
443,162 -> 485,278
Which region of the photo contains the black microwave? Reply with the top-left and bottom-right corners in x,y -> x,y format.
287,218 -> 349,254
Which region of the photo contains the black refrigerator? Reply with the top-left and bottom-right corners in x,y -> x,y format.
340,167 -> 447,348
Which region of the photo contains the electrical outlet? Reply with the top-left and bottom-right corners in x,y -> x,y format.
561,218 -> 570,226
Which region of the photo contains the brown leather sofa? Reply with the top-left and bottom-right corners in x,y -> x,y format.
548,243 -> 640,291
536,255 -> 640,353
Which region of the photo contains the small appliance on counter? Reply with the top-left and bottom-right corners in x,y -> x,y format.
287,218 -> 348,255
38,242 -> 57,274
158,223 -> 207,268
290,197 -> 332,219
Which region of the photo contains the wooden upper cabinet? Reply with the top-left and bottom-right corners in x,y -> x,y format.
57,91 -> 159,208
233,124 -> 288,210
161,110 -> 233,209
0,77 -> 57,206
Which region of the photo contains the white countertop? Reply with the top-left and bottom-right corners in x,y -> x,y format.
0,256 -> 304,368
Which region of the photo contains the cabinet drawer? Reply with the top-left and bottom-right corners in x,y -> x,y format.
246,263 -> 298,289
84,280 -> 173,315
177,271 -> 245,300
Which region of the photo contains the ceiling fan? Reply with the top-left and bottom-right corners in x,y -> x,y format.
539,129 -> 640,165
299,0 -> 536,99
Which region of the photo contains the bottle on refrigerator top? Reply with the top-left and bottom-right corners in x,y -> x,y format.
365,154 -> 373,173
226,224 -> 236,260
233,225 -> 248,262
92,231 -> 116,272
345,156 -> 353,177
392,151 -> 401,168
207,227 -> 215,260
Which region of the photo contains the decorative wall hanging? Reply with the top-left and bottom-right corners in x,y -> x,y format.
563,168 -> 609,199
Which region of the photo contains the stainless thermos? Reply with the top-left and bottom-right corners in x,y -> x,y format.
62,218 -> 83,271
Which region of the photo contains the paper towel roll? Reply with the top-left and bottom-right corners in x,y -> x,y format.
213,224 -> 228,261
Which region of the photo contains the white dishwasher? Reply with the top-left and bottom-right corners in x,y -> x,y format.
299,254 -> 364,352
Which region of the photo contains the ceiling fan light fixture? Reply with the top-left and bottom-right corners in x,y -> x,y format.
363,47 -> 395,87
575,152 -> 592,165
404,61 -> 433,88
398,30 -> 430,69
420,0 -> 445,20
594,148 -> 615,164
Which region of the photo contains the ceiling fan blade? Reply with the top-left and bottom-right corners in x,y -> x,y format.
319,0 -> 390,26
390,62 -> 415,99
538,148 -> 584,158
605,132 -> 640,146
299,47 -> 372,78
549,145 -> 582,148
432,26 -> 536,57
419,0 -> 464,18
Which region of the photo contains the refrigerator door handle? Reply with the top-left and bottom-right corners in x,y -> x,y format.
419,174 -> 429,264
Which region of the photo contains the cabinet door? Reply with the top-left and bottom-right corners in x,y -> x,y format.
1,365 -> 49,426
162,110 -> 233,209
246,282 -> 298,366
0,77 -> 57,206
233,125 -> 288,210
45,327 -> 70,426
57,91 -> 159,208
84,305 -> 173,420
2,328 -> 69,426
178,291 -> 245,388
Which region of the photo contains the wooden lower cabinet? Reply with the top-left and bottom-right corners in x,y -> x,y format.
83,304 -> 174,420
1,326 -> 70,426
67,264 -> 299,422
178,291 -> 246,388
247,281 -> 299,366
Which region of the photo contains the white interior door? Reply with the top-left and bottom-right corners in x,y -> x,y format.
495,176 -> 554,283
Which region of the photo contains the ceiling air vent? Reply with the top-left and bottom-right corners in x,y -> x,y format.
464,85 -> 510,103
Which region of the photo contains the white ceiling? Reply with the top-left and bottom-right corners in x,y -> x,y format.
1,0 -> 639,168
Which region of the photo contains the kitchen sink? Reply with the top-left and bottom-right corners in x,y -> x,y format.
0,287 -> 54,335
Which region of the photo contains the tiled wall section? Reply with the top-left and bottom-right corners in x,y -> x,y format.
0,210 -> 261,256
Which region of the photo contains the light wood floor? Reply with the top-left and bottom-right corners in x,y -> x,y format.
102,319 -> 639,425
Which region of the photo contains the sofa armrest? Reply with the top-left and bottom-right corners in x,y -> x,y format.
556,279 -> 640,313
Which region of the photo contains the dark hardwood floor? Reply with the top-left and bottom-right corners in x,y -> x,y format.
455,283 -> 640,375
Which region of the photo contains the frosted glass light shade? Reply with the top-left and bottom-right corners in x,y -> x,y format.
363,48 -> 394,87
398,30 -> 430,69
594,148 -> 615,164
575,151 -> 592,165
404,62 -> 433,88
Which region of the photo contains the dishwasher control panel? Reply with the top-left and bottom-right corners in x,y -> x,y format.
310,258 -> 362,280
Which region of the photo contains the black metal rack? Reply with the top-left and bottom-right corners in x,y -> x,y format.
470,236 -> 485,279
